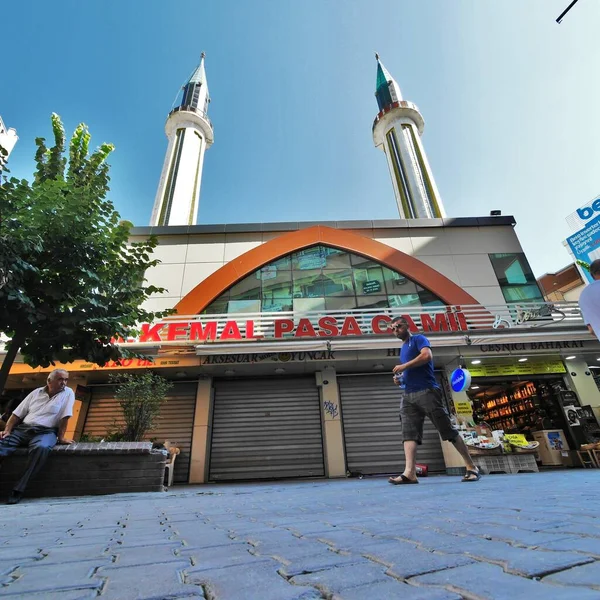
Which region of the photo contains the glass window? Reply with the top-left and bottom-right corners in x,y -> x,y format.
202,299 -> 229,314
489,253 -> 543,303
383,267 -> 419,295
501,285 -> 545,303
325,297 -> 359,311
357,295 -> 389,309
321,269 -> 355,296
228,300 -> 261,313
293,297 -> 325,312
388,294 -> 421,308
201,244 -> 445,314
229,277 -> 261,301
489,253 -> 537,286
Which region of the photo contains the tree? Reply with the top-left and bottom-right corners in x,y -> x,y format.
0,114 -> 172,394
111,372 -> 173,441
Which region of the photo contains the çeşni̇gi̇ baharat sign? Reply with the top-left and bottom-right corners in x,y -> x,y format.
469,361 -> 566,377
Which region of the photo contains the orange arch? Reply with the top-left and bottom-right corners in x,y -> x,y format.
174,225 -> 482,314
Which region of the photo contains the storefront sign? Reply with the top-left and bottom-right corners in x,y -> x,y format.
450,368 -> 472,392
478,341 -> 584,354
566,213 -> 600,283
131,308 -> 470,345
454,400 -> 474,415
469,360 -> 566,377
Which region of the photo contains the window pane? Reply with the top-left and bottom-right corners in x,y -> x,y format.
388,294 -> 421,308
350,254 -> 378,268
293,297 -> 325,312
202,299 -> 229,314
383,267 -> 419,295
263,298 -> 293,312
357,295 -> 389,309
268,256 -> 292,270
417,286 -> 444,307
292,247 -> 327,270
325,297 -> 359,311
322,247 -> 351,269
322,269 -> 355,296
489,253 -> 536,285
292,269 -> 325,298
229,275 -> 261,301
228,300 -> 261,313
262,270 -> 292,298
502,285 -> 545,303
354,266 -> 385,295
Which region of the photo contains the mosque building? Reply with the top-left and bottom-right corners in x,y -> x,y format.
4,55 -> 598,482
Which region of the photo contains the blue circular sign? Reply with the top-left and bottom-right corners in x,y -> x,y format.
450,368 -> 472,393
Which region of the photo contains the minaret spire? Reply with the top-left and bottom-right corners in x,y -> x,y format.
150,54 -> 214,226
372,54 -> 445,219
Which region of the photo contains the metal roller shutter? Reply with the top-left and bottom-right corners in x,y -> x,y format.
210,377 -> 325,481
339,374 -> 445,475
83,382 -> 196,483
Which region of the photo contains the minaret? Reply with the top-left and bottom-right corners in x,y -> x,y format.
151,53 -> 214,226
372,54 -> 445,219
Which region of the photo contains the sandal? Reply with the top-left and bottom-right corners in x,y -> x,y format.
388,474 -> 419,485
461,469 -> 481,482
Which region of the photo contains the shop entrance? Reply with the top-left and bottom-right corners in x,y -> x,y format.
209,376 -> 325,482
467,374 -> 593,465
338,373 -> 446,476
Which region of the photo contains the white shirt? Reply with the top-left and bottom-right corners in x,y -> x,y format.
579,279 -> 600,340
13,386 -> 75,428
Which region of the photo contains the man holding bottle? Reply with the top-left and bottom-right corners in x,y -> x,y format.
388,316 -> 481,484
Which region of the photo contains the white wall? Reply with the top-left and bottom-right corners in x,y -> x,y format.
138,223 -> 523,312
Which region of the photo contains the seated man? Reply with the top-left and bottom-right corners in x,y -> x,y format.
0,369 -> 74,504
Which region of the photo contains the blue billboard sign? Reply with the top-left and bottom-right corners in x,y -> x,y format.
565,215 -> 600,283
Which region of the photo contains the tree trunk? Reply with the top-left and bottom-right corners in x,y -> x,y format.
0,328 -> 26,396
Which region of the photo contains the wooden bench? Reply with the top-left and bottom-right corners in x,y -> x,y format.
0,442 -> 167,499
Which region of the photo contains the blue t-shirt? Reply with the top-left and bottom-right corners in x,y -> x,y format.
399,334 -> 438,393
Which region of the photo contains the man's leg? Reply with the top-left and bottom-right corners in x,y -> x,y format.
0,426 -> 31,461
402,440 -> 419,480
13,428 -> 57,494
389,393 -> 424,483
425,389 -> 479,480
450,434 -> 479,477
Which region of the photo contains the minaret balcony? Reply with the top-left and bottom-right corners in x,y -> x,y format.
372,100 -> 423,133
168,105 -> 213,129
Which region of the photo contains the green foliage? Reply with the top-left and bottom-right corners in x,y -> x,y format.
577,259 -> 590,272
110,372 -> 172,441
0,114 -> 174,394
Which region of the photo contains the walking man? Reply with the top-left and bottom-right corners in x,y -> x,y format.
388,316 -> 481,484
0,369 -> 74,504
579,259 -> 600,341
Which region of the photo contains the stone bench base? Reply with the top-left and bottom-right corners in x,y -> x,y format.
0,442 -> 167,498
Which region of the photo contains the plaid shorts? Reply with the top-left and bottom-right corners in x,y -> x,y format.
399,387 -> 458,445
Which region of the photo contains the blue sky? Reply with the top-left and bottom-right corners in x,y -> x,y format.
3,0 -> 600,277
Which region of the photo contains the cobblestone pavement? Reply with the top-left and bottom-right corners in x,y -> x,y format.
1,470 -> 600,599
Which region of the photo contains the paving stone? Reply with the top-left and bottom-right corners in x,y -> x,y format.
184,544 -> 274,571
412,562 -> 600,599
545,524 -> 600,537
278,553 -> 367,577
289,562 -> 390,593
188,563 -> 321,600
545,561 -> 600,588
0,562 -> 103,597
463,524 -> 575,547
97,562 -> 202,600
252,540 -> 334,562
447,538 -> 595,577
111,545 -> 184,567
173,528 -> 240,549
540,537 -> 600,557
332,580 -> 462,600
362,543 -> 475,578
